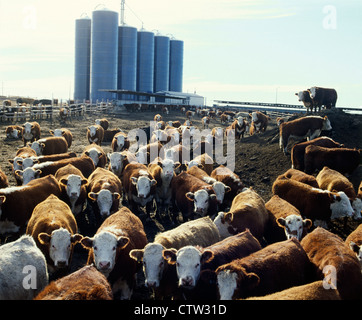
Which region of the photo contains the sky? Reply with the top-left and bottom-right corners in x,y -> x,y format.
0,0 -> 361,108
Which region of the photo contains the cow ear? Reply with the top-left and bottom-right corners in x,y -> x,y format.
303,219 -> 313,229
71,234 -> 83,244
246,272 -> 260,289
88,192 -> 98,201
150,179 -> 157,186
163,249 -> 177,264
117,236 -> 130,249
35,169 -> 42,177
131,177 -> 138,185
186,192 -> 195,201
224,212 -> 233,224
209,194 -> 217,200
349,241 -> 359,254
80,236 -> 94,249
81,179 -> 88,185
49,130 -> 54,135
113,192 -> 121,201
129,249 -> 144,262
15,170 -> 23,178
225,186 -> 231,193
174,161 -> 181,169
60,178 -> 68,186
0,195 -> 6,204
201,249 -> 214,264
276,217 -> 286,227
38,233 -> 51,245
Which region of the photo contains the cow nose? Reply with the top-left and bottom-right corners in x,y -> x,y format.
146,280 -> 157,288
70,192 -> 78,197
181,276 -> 193,288
56,260 -> 67,268
99,261 -> 110,270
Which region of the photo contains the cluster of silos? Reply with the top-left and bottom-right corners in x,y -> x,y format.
74,7 -> 184,102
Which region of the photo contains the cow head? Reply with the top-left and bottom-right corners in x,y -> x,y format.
38,228 -> 82,268
130,243 -> 166,289
329,191 -> 354,219
81,231 -> 129,275
115,134 -> 126,150
88,189 -> 121,218
15,167 -> 42,185
211,181 -> 231,204
163,246 -> 214,289
50,128 -> 64,137
352,198 -> 362,220
108,152 -> 126,176
84,147 -> 103,167
276,214 -> 312,240
131,175 -> 156,199
6,128 -> 21,139
322,116 -> 332,131
349,241 -> 362,268
160,158 -> 181,178
186,189 -> 217,216
30,141 -> 45,156
87,125 -> 98,137
60,174 -> 87,201
23,122 -> 33,134
309,87 -> 317,98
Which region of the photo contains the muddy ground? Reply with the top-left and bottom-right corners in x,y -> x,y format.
0,106 -> 361,299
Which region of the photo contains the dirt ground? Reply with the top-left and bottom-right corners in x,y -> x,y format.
0,106 -> 361,299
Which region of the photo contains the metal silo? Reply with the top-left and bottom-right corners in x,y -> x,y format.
154,35 -> 170,93
74,15 -> 91,102
137,30 -> 154,94
169,39 -> 184,92
117,25 -> 137,99
90,7 -> 119,102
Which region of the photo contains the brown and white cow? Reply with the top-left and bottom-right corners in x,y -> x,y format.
49,128 -> 73,148
5,125 -> 23,139
345,224 -> 362,269
249,111 -> 269,134
95,118 -> 109,131
22,121 -> 41,146
301,227 -> 362,300
35,265 -> 113,300
87,167 -> 122,223
279,116 -> 332,154
81,207 -> 147,299
55,164 -> 88,216
26,194 -> 82,273
82,143 -> 107,168
272,177 -> 354,228
213,187 -> 269,242
122,163 -> 157,218
304,145 -> 361,175
276,168 -> 319,188
29,136 -> 68,156
201,116 -> 210,129
185,153 -> 214,176
87,124 -> 104,146
216,238 -> 312,299
0,175 -> 62,235
14,166 -> 42,185
316,166 -> 362,219
291,136 -> 343,171
295,90 -> 315,113
309,86 -> 337,110
111,131 -> 129,152
231,117 -> 249,140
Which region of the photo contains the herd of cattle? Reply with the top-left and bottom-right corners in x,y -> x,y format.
0,107 -> 361,301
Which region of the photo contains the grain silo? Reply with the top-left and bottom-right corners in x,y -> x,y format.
169,39 -> 184,92
90,7 -> 119,102
154,34 -> 170,93
137,29 -> 154,95
74,15 -> 91,102
117,25 -> 137,99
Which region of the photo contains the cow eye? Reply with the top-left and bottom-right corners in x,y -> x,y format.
112,246 -> 116,251
195,263 -> 200,268
94,246 -> 98,251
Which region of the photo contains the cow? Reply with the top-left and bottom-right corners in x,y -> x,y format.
249,111 -> 269,134
95,118 -> 109,131
316,166 -> 362,219
309,86 -> 337,110
111,131 -> 129,152
129,216 -> 220,299
26,195 -> 82,274
168,120 -> 181,128
82,143 -> 107,168
279,116 -> 332,155
272,177 -> 354,228
304,145 -> 361,175
22,121 -> 41,146
154,114 -> 162,122
216,238 -> 312,299
162,230 -> 261,295
0,235 -> 48,300
345,224 -> 362,269
150,129 -> 169,144
185,153 -> 214,176
0,167 -> 9,188
87,124 -> 104,145
301,227 -> 362,300
171,172 -> 218,222
0,175 -> 62,236
295,90 -> 315,113
5,125 -> 23,139
264,195 -> 312,243
291,136 -> 343,171
14,166 -> 42,185
49,128 -> 73,148
246,280 -> 340,300
81,207 -> 147,299
9,146 -> 38,185
107,150 -> 137,178
277,168 -> 319,188
35,265 -> 113,300
122,163 -> 157,219
30,154 -> 95,179
201,116 -> 210,129
213,187 -> 270,242
148,158 -> 180,217
59,107 -> 69,122
231,117 -> 249,140
55,164 -> 88,216
87,167 -> 123,224
29,136 -> 68,156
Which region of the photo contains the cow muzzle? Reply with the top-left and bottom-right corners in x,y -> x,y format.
180,276 -> 194,289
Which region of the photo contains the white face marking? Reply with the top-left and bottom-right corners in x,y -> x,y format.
251,112 -> 258,122
192,189 -> 211,215
116,135 -> 125,148
49,228 -> 72,268
310,87 -> 316,98
134,176 -> 154,199
217,270 -> 238,300
20,167 -> 40,185
86,148 -> 101,166
53,129 -> 63,137
297,91 -> 304,101
95,189 -> 114,218
174,246 -> 203,288
161,159 -> 176,178
213,212 -> 233,239
282,214 -> 304,240
352,198 -> 362,220
21,157 -> 35,169
65,174 -> 82,200
30,141 -> 42,156
88,125 -> 97,136
330,192 -> 354,219
322,118 -> 332,131
109,152 -> 124,175
212,181 -> 227,204
12,156 -> 23,171
8,129 -> 20,139
142,243 -> 165,288
23,122 -> 32,134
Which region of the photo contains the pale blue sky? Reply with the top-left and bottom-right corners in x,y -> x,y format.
0,0 -> 361,107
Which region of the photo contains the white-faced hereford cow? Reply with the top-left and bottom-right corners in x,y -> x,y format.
111,131 -> 130,152
26,195 -> 82,274
5,125 -> 23,139
0,175 -> 61,236
55,164 -> 88,216
272,177 -> 354,228
301,227 -> 362,300
107,150 -> 137,178
216,238 -> 312,299
87,124 -> 104,146
316,166 -> 362,219
279,116 -> 332,155
87,167 -> 123,224
295,90 -> 315,113
29,136 -> 68,156
309,86 -> 337,110
22,121 -> 41,146
81,207 -> 147,299
82,143 -> 107,168
249,111 -> 269,134
49,128 -> 73,148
